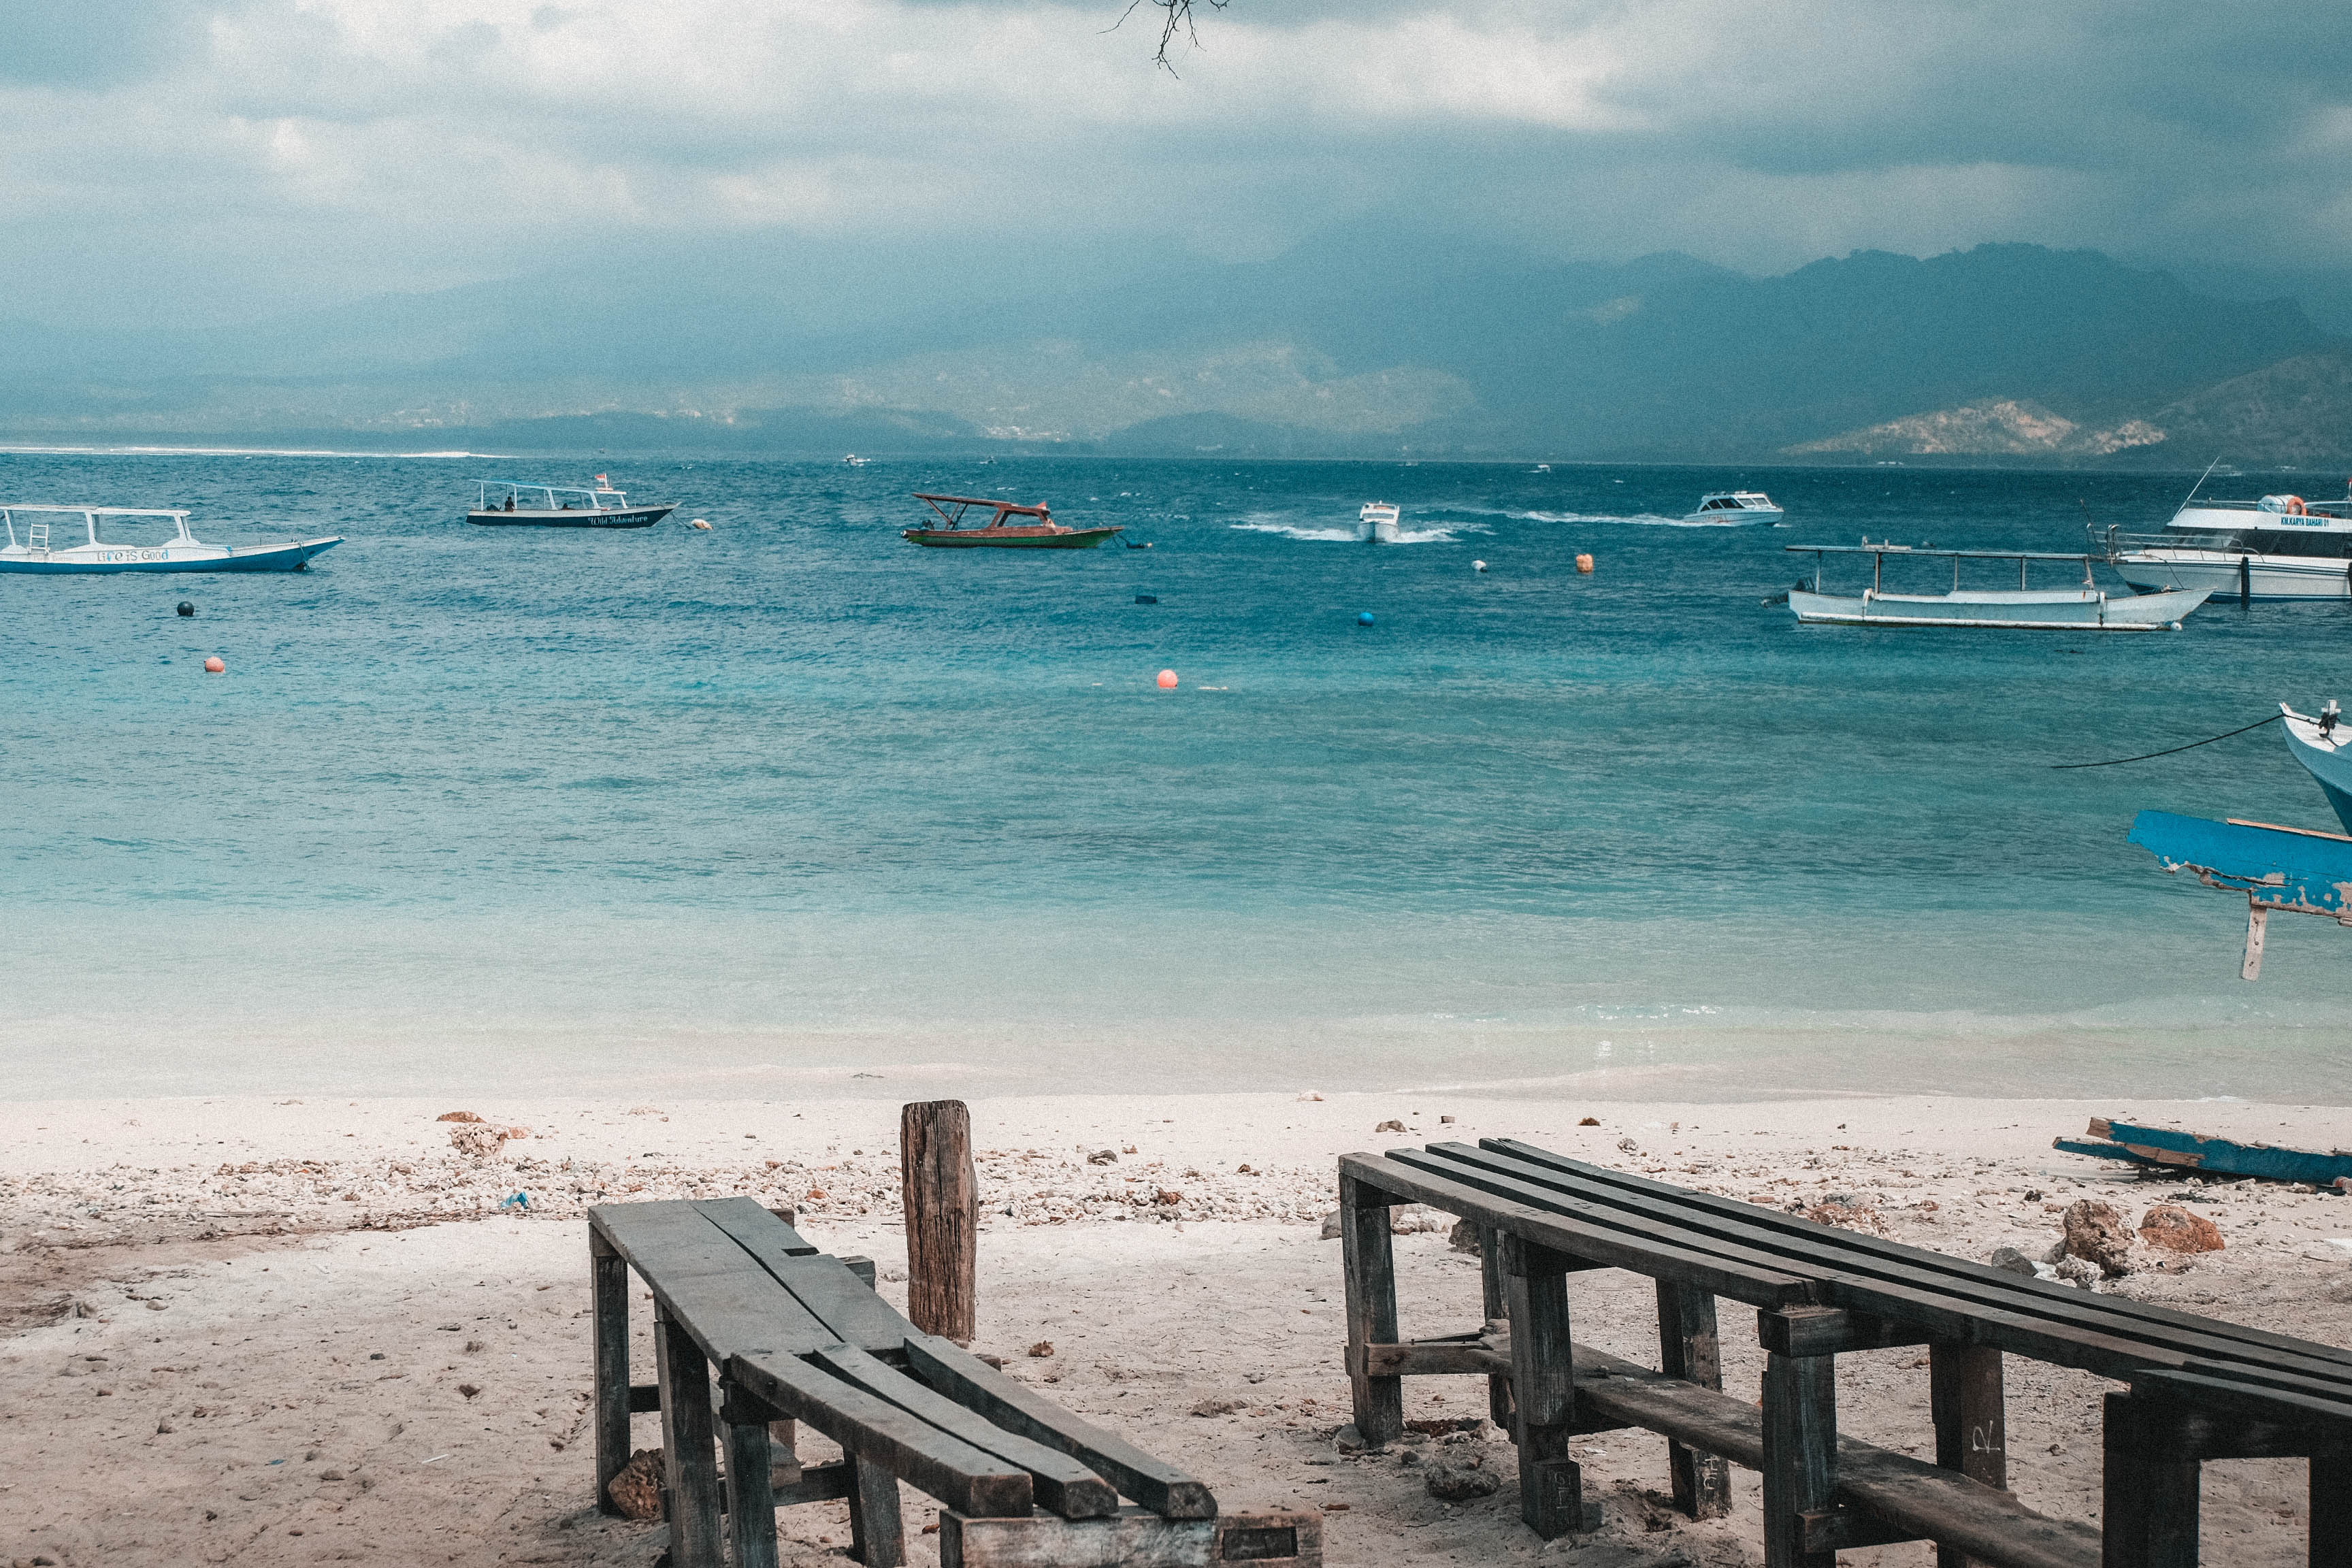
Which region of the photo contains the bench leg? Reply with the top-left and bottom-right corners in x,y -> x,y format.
725,1403 -> 781,1568
2315,1447 -> 2352,1568
1480,1226 -> 1514,1434
592,1230 -> 633,1515
1930,1343 -> 2006,1568
1656,1282 -> 1730,1520
845,1451 -> 906,1568
1339,1173 -> 1403,1449
1501,1233 -> 1584,1539
1761,1348 -> 1837,1568
655,1305 -> 725,1568
2103,1392 -> 2200,1568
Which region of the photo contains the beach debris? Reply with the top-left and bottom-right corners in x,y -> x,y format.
2140,1204 -> 2225,1253
2053,1256 -> 2101,1288
627,1106 -> 662,1116
499,1192 -> 529,1211
1321,1211 -> 1341,1239
1190,1397 -> 1247,1417
1424,1454 -> 1500,1501
1617,1137 -> 1639,1154
1448,1220 -> 1482,1256
1086,1149 -> 1118,1165
1028,1341 -> 1054,1358
2055,1116 -> 2352,1186
448,1123 -> 507,1159
1236,1163 -> 1256,1175
436,1111 -> 483,1124
1439,1115 -> 1456,1124
1987,1246 -> 2032,1276
2061,1198 -> 2137,1277
1578,1116 -> 1600,1127
1122,1144 -> 1138,1154
607,1447 -> 665,1520
1298,1092 -> 1323,1102
458,1384 -> 482,1400
1155,1189 -> 1181,1205
1375,1119 -> 1406,1133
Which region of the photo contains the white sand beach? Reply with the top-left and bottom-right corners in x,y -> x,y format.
4,1092 -> 2350,1567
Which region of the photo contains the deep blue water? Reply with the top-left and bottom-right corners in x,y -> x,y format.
6,451 -> 2350,1101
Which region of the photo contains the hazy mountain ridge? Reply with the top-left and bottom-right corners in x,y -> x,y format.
1,238 -> 2345,461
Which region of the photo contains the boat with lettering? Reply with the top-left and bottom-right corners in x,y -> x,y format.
468,476 -> 675,528
0,505 -> 342,574
1782,542 -> 2208,630
2098,467 -> 2352,600
902,493 -> 1122,549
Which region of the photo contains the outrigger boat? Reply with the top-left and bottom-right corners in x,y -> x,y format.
0,505 -> 341,574
902,493 -> 1122,549
468,476 -> 674,528
1782,542 -> 2208,630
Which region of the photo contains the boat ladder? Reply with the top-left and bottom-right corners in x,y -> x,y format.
26,522 -> 48,553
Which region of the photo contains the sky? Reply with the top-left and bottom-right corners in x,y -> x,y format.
3,0 -> 2351,329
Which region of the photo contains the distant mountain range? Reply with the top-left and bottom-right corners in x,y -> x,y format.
3,236 -> 2347,464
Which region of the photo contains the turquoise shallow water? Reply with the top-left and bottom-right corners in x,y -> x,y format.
5,452 -> 2349,1102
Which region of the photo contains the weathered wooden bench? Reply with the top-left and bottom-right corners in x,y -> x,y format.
590,1197 -> 1321,1568
1338,1139 -> 2352,1568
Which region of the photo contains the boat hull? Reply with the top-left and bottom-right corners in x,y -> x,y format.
468,506 -> 674,529
0,537 -> 343,574
1682,506 -> 1783,525
2284,711 -> 2352,833
1789,585 -> 2207,630
2114,549 -> 2352,600
903,527 -> 1122,549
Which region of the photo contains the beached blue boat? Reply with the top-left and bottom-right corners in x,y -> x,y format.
0,506 -> 341,574
2056,1117 -> 2352,1186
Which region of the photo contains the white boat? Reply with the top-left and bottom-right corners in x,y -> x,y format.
2102,481 -> 2352,600
2283,702 -> 2352,832
1359,502 -> 1401,543
843,454 -> 871,467
1782,542 -> 2208,630
0,505 -> 341,574
468,476 -> 674,529
1685,490 -> 1784,525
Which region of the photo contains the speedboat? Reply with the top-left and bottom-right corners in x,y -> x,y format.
468,476 -> 674,528
1782,541 -> 2208,630
902,493 -> 1122,549
2100,480 -> 2352,600
843,455 -> 871,467
1685,491 -> 1784,525
1359,502 -> 1401,543
0,505 -> 341,574
2283,702 -> 2352,831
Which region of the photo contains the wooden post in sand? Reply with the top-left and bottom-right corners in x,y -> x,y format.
900,1100 -> 977,1343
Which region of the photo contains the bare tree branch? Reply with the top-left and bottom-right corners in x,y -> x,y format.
1108,0 -> 1229,74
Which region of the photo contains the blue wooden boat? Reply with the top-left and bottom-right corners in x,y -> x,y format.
2055,1117 -> 2352,1186
0,506 -> 341,574
2127,808 -> 2352,977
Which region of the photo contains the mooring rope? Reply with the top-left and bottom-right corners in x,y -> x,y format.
2052,712 -> 2283,770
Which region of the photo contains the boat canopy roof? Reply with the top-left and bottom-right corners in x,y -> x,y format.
475,479 -> 625,508
914,493 -> 1050,526
0,504 -> 190,517
1786,543 -> 2093,562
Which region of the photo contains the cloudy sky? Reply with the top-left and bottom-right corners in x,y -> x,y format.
3,0 -> 2349,329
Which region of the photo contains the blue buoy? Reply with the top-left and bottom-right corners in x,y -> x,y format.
1357,611 -> 1375,625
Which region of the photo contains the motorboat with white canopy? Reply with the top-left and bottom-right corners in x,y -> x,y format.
0,506 -> 342,574
1780,541 -> 2209,630
468,476 -> 674,528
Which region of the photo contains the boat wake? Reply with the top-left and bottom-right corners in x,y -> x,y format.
1229,520 -> 1474,544
1502,508 -> 1760,527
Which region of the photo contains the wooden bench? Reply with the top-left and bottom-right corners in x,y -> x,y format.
590,1197 -> 1321,1568
1338,1140 -> 2352,1568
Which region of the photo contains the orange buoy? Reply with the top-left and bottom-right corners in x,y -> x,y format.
1156,669 -> 1178,689
203,656 -> 225,674
1575,553 -> 1595,574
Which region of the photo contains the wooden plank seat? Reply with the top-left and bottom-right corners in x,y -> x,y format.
1339,1143 -> 2352,1568
590,1198 -> 1313,1568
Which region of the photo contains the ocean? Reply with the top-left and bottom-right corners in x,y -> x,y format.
5,451 -> 2349,1105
